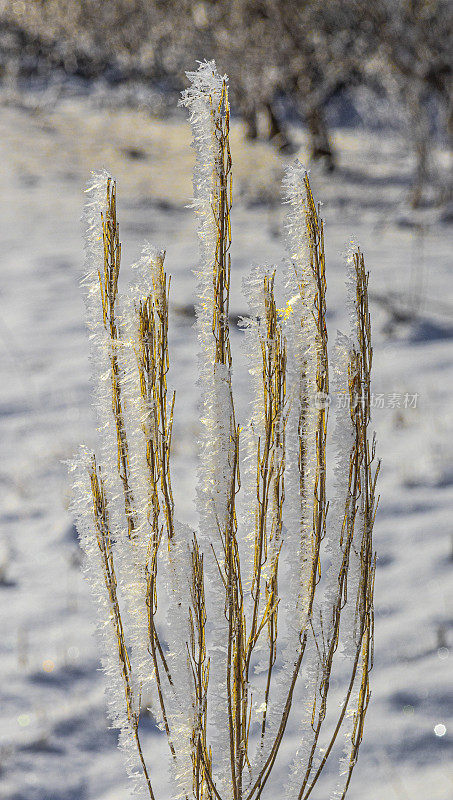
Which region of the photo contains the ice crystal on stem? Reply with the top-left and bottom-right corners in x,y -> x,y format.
71,61 -> 379,800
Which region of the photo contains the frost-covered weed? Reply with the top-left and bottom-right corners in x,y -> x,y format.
70,61 -> 379,800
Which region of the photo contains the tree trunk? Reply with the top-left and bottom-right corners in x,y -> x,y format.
264,102 -> 292,152
306,104 -> 335,171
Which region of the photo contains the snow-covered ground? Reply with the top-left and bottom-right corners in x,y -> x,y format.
0,93 -> 452,800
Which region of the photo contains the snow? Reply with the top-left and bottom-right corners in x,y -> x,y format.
0,91 -> 452,800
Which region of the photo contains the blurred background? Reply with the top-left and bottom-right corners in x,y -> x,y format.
1,0 -> 453,207
0,2 -> 452,800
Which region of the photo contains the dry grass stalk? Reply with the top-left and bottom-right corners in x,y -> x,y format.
98,178 -> 136,540
72,62 -> 379,800
133,255 -> 178,760
88,454 -> 155,799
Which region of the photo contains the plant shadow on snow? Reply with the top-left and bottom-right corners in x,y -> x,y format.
19,739 -> 65,755
374,499 -> 436,518
374,552 -> 393,569
0,576 -> 16,588
407,320 -> 453,344
399,640 -> 451,664
389,690 -> 423,710
391,688 -> 453,714
64,522 -> 81,545
10,788 -> 88,800
336,165 -> 412,189
27,662 -> 97,688
137,709 -> 161,734
388,728 -> 451,765
52,711 -> 120,753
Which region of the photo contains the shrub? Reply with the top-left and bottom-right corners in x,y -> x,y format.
70,61 -> 379,800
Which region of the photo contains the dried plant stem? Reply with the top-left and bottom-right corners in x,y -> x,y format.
88,455 -> 156,800
98,178 -> 136,540
134,252 -> 178,761
296,249 -> 378,800
75,61 -> 378,800
188,535 -> 211,799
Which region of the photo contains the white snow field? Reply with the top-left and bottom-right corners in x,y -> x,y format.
0,94 -> 452,800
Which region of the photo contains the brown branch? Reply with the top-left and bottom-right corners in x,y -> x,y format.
88,456 -> 156,800
99,178 -> 136,540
